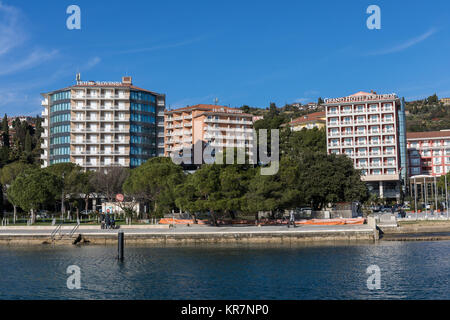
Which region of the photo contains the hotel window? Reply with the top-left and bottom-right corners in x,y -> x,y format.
435,166 -> 442,174
385,146 -> 395,155
344,149 -> 353,156
51,91 -> 71,102
343,117 -> 351,124
356,105 -> 364,113
434,157 -> 442,165
356,126 -> 365,134
411,158 -> 420,166
386,168 -> 396,175
433,150 -> 442,156
356,116 -> 365,123
383,103 -> 393,110
369,115 -> 379,123
361,170 -> 368,176
445,140 -> 450,146
386,158 -> 395,166
446,166 -> 450,173
372,169 -> 381,175
330,149 -> 339,154
342,106 -> 352,113
411,167 -> 420,175
369,104 -> 378,112
329,107 -> 338,114
384,125 -> 394,133
446,158 -> 450,164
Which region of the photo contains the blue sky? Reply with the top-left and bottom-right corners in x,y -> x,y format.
1,0 -> 450,116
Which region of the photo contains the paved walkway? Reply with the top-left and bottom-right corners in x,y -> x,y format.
0,224 -> 373,236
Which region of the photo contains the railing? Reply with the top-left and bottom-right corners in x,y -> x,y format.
69,223 -> 80,238
51,224 -> 63,240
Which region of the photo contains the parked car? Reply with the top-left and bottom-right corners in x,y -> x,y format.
80,210 -> 94,216
36,210 -> 49,219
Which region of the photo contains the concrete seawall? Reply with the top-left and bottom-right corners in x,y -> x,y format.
0,225 -> 378,245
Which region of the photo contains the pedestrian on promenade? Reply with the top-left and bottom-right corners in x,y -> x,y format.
100,213 -> 105,230
105,214 -> 111,229
288,211 -> 296,228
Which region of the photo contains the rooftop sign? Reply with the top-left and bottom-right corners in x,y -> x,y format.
76,81 -> 123,86
324,93 -> 398,104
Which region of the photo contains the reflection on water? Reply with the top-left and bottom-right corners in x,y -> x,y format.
0,241 -> 449,300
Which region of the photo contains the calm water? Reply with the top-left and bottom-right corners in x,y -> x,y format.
0,241 -> 449,300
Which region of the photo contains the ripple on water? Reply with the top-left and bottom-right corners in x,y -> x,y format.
0,241 -> 449,299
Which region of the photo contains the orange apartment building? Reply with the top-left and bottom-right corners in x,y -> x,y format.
164,104 -> 254,163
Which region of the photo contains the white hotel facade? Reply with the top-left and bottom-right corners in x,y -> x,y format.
325,92 -> 406,200
41,76 -> 165,170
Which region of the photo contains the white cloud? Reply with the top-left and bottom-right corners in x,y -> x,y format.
0,1 -> 26,56
114,35 -> 208,55
367,28 -> 438,56
0,49 -> 59,76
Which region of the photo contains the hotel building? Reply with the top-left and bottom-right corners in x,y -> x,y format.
164,104 -> 254,163
325,91 -> 407,200
407,130 -> 450,177
41,76 -> 165,170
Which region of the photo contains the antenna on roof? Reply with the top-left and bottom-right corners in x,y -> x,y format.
214,98 -> 219,105
76,72 -> 81,82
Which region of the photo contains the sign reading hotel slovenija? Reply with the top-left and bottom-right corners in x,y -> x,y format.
324,94 -> 398,104
76,81 -> 123,86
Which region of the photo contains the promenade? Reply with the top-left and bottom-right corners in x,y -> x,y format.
0,224 -> 378,245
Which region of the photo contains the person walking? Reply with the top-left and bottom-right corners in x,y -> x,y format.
288,211 -> 296,228
100,213 -> 105,230
105,214 -> 111,229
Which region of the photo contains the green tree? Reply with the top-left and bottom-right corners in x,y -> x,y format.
123,157 -> 185,217
45,163 -> 86,219
0,161 -> 34,222
8,168 -> 62,223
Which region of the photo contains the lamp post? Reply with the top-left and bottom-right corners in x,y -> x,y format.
424,177 -> 428,218
434,176 -> 438,214
414,177 -> 418,219
446,174 -> 449,219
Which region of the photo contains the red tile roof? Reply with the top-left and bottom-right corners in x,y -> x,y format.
407,130 -> 450,140
166,104 -> 243,114
286,111 -> 326,126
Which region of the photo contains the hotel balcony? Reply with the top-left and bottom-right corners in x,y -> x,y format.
41,99 -> 48,106
204,118 -> 253,125
41,109 -> 49,117
72,150 -> 129,156
41,131 -> 48,138
72,94 -> 130,100
184,122 -> 192,127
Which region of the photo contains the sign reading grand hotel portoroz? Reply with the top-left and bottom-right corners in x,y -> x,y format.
324,94 -> 398,104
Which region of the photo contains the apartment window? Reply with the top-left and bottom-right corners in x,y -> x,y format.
410,158 -> 420,166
